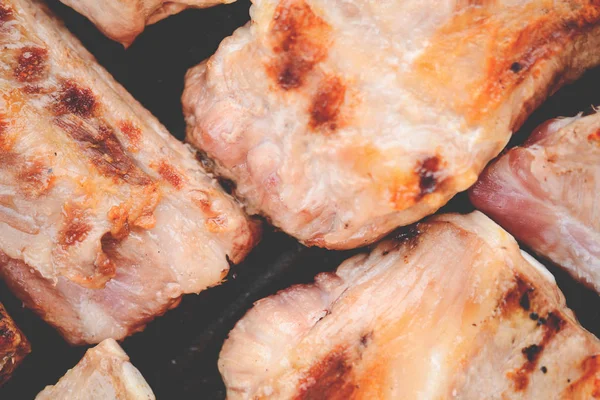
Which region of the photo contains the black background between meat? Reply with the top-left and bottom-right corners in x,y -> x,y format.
1,1 -> 600,399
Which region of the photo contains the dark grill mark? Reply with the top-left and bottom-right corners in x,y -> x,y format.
118,120 -> 142,149
0,4 -> 13,23
157,160 -> 184,189
500,276 -> 534,313
294,349 -> 357,400
54,116 -> 151,185
416,156 -> 442,198
268,0 -> 331,90
511,312 -> 564,391
17,160 -> 55,198
54,81 -> 97,118
309,76 -> 346,132
59,205 -> 91,247
14,47 -> 48,82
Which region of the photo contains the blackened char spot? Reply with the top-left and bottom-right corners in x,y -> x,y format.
500,276 -> 534,313
54,117 -> 151,185
393,224 -> 421,244
510,62 -> 523,73
310,76 -> 346,132
522,344 -> 541,362
416,156 -> 441,199
14,47 -> 48,82
269,0 -> 331,90
511,311 -> 565,391
294,349 -> 356,400
520,291 -> 531,311
54,81 -> 97,118
360,332 -> 373,347
195,150 -> 216,173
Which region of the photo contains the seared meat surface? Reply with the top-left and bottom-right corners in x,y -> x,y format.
0,303 -> 29,387
470,113 -> 600,293
36,339 -> 154,399
220,212 -> 600,399
183,0 -> 600,249
0,0 -> 259,345
60,0 -> 235,46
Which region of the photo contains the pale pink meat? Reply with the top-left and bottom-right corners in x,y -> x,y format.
183,0 -> 600,249
0,0 -> 259,345
220,212 -> 600,399
470,113 -> 600,292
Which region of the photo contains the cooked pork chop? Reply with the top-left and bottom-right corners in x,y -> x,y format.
0,0 -> 259,345
36,339 -> 154,400
0,303 -> 29,386
470,113 -> 600,293
60,0 -> 235,46
220,212 -> 600,399
183,0 -> 600,250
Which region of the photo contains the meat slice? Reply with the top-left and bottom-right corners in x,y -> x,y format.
36,339 -> 154,400
60,0 -> 235,46
183,0 -> 600,250
470,113 -> 600,293
0,303 -> 29,386
220,212 -> 600,399
0,0 -> 259,345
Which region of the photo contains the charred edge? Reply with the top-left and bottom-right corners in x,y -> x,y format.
157,161 -> 184,189
195,150 -> 216,174
566,355 -> 600,397
512,311 -> 565,391
59,206 -> 91,247
54,80 -> 97,118
0,4 -> 13,23
416,156 -> 441,199
54,118 -> 151,185
392,224 -> 422,248
269,0 -> 330,90
14,47 -> 48,83
118,121 -> 142,147
294,349 -> 357,400
217,176 -> 236,195
310,77 -> 346,132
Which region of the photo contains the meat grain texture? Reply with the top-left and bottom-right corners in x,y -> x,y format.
470,112 -> 600,293
0,303 -> 29,387
0,0 -> 259,345
36,339 -> 155,400
220,212 -> 600,399
60,0 -> 236,46
183,0 -> 600,249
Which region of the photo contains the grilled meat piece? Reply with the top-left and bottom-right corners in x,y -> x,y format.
183,0 -> 600,249
0,303 -> 29,387
36,339 -> 154,400
470,113 -> 600,293
60,0 -> 235,46
220,212 -> 600,399
0,0 -> 259,345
